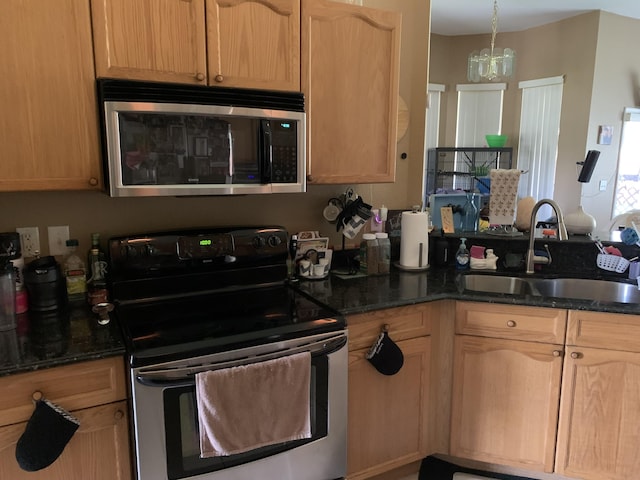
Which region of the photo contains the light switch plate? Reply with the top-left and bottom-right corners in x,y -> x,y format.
48,225 -> 70,256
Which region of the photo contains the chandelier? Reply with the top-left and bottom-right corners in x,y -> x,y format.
467,0 -> 516,82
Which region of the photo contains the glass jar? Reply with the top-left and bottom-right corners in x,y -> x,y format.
460,192 -> 479,232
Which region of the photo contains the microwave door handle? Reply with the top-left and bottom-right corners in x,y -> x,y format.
227,126 -> 234,180
261,119 -> 272,182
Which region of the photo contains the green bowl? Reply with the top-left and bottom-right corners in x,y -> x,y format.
485,134 -> 507,148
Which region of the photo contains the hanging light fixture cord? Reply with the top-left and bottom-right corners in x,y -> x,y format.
490,0 -> 498,57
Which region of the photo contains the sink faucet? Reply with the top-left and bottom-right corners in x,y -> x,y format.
526,199 -> 568,274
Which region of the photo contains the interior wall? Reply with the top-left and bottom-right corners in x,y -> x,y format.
428,12 -> 600,215
0,0 -> 430,256
581,11 -> 640,229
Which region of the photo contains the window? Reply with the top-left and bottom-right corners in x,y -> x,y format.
426,83 -> 445,149
455,83 -> 505,147
613,108 -> 640,217
517,76 -> 564,207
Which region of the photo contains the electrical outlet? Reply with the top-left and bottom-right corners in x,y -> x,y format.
16,227 -> 40,258
48,225 -> 70,256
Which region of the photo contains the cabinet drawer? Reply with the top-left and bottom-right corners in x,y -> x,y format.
348,303 -> 434,351
567,310 -> 640,352
456,301 -> 567,343
0,357 -> 127,427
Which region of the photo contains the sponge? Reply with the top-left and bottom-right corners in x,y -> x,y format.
470,245 -> 485,259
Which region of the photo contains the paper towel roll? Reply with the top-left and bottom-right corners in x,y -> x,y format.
400,211 -> 429,268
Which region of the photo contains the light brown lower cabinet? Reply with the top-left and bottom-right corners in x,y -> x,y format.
0,357 -> 131,480
555,310 -> 640,480
450,302 -> 566,473
346,304 -> 432,480
0,400 -> 131,480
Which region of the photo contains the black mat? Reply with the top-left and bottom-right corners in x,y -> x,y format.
419,456 -> 538,480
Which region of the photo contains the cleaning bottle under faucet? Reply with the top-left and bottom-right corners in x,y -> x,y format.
455,238 -> 470,270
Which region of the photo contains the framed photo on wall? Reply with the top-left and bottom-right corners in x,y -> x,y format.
598,125 -> 613,145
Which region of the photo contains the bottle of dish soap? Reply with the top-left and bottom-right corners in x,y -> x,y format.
455,237 -> 470,270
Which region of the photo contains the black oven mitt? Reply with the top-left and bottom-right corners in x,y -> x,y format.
15,399 -> 80,471
366,329 -> 404,375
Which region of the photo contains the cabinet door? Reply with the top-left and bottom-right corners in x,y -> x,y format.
556,347 -> 640,480
302,0 -> 400,184
450,336 -> 563,473
347,336 -> 430,480
207,0 -> 300,91
91,0 -> 208,84
0,0 -> 102,191
0,401 -> 131,480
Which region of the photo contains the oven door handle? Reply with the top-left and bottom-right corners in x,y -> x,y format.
135,334 -> 347,386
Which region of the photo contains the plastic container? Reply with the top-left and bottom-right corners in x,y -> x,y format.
0,263 -> 16,330
375,232 -> 390,274
359,233 -> 379,275
455,238 -> 470,271
63,239 -> 87,302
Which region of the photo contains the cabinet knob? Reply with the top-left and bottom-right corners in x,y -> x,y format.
214,74 -> 224,83
88,177 -> 99,187
114,410 -> 124,421
306,174 -> 314,183
552,350 -> 563,357
32,391 -> 43,402
506,320 -> 517,328
195,72 -> 205,81
570,351 -> 583,359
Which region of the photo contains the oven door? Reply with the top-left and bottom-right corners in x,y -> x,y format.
129,330 -> 348,480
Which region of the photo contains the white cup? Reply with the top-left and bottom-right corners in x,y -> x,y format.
299,260 -> 312,277
313,264 -> 325,277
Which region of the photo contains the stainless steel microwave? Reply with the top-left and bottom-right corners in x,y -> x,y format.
98,80 -> 306,197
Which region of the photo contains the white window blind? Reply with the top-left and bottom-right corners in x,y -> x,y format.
426,83 -> 445,149
517,76 -> 564,205
455,83 -> 505,147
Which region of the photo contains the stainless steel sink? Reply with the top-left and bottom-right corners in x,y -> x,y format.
460,274 -> 536,296
530,278 -> 640,304
460,274 -> 640,304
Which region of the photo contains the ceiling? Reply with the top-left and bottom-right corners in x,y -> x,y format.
431,0 -> 640,36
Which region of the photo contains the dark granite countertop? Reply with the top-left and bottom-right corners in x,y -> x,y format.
295,266 -> 640,317
0,299 -> 125,378
4,232 -> 640,378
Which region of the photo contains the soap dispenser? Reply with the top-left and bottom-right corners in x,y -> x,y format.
455,238 -> 470,271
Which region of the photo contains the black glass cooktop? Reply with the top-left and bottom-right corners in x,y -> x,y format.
116,285 -> 343,367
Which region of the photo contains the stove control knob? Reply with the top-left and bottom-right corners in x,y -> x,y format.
144,244 -> 156,256
268,235 -> 282,247
224,255 -> 237,263
252,236 -> 266,248
126,245 -> 138,257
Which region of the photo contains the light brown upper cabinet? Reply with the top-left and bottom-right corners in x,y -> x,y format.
91,0 -> 208,84
207,0 -> 300,91
0,0 -> 102,192
301,0 -> 401,184
92,0 -> 300,91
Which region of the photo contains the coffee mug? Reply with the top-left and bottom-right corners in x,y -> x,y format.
342,214 -> 368,239
299,260 -> 312,277
313,264 -> 325,277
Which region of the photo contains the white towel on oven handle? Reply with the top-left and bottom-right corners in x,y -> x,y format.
195,351 -> 311,457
